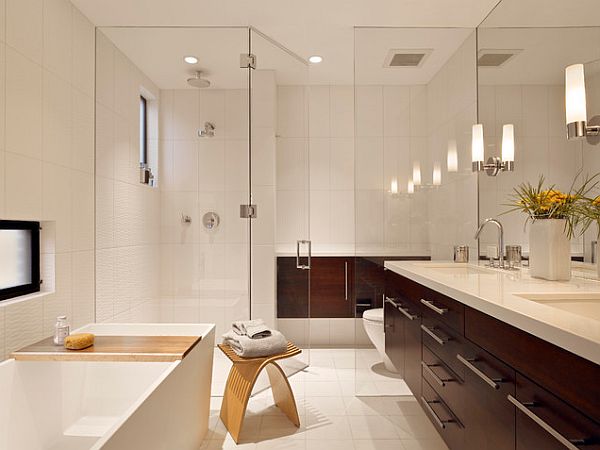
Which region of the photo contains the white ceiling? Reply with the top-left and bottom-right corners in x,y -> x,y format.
480,0 -> 600,27
73,0 -> 501,85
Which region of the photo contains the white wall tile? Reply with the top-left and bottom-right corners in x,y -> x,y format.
251,185 -> 275,245
224,89 -> 247,139
43,0 -> 71,82
6,0 -> 42,64
330,319 -> 355,346
5,296 -> 43,353
224,139 -> 248,191
355,86 -> 383,137
309,86 -> 330,137
355,137 -> 383,190
310,190 -> 331,244
330,138 -> 354,190
172,140 -> 199,191
6,47 -> 42,158
71,7 -> 94,96
71,250 -> 94,328
71,171 -> 94,251
329,190 -> 355,245
409,85 -> 428,137
0,151 -> 4,217
95,31 -> 114,110
199,89 -> 225,139
42,163 -> 72,252
5,152 -> 42,219
43,252 -> 72,334
276,138 -> 307,190
0,308 -> 5,360
522,85 -> 548,138
278,86 -> 307,138
198,139 -> 225,191
355,190 -> 384,245
310,318 -> 330,346
330,86 -> 354,138
309,138 -> 330,190
172,89 -> 199,140
383,86 -> 410,137
43,70 -> 71,167
72,90 -> 94,173
252,244 -> 275,305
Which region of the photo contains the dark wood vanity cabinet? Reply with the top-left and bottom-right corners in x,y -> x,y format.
384,270 -> 600,450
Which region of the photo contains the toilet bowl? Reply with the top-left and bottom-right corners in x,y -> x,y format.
362,308 -> 399,373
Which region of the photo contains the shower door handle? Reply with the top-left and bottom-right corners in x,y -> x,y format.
296,240 -> 311,270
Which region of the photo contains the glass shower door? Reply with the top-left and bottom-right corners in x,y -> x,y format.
250,28 -> 311,377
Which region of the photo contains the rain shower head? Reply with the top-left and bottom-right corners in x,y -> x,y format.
187,71 -> 211,88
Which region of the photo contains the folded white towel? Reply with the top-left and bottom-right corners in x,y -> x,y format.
222,329 -> 288,358
232,319 -> 272,339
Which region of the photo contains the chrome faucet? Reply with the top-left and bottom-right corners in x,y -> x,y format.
475,218 -> 505,268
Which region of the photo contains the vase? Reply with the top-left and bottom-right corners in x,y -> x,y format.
528,219 -> 571,281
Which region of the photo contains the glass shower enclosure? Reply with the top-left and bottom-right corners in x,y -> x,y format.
94,26 -> 311,380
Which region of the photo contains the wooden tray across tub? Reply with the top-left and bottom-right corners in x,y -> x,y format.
11,335 -> 201,362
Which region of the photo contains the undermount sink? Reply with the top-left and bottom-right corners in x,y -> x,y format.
412,262 -> 497,276
514,292 -> 600,321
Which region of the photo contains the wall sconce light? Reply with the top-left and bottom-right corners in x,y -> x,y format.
447,139 -> 458,173
565,63 -> 600,141
407,180 -> 414,194
471,123 -> 515,176
433,163 -> 442,186
390,178 -> 399,195
413,162 -> 422,186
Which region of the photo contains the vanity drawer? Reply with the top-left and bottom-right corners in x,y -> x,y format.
422,345 -> 464,421
422,378 -> 464,449
514,374 -> 600,450
419,286 -> 464,333
422,315 -> 466,378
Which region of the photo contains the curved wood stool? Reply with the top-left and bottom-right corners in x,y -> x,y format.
217,342 -> 302,443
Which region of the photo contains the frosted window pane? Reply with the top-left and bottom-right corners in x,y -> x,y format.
0,229 -> 32,289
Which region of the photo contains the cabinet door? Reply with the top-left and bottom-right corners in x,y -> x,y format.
384,297 -> 404,374
277,257 -> 309,318
401,299 -> 422,398
310,257 -> 353,318
459,342 -> 515,450
514,374 -> 600,450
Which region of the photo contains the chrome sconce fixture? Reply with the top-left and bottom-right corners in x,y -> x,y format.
388,178 -> 414,198
471,123 -> 515,176
565,64 -> 600,143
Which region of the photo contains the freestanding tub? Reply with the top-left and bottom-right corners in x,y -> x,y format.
0,323 -> 215,450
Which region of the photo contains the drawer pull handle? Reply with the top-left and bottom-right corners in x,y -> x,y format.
457,354 -> 502,390
421,396 -> 455,430
385,296 -> 399,308
421,361 -> 454,387
397,305 -> 418,321
507,395 -> 588,450
420,299 -> 448,315
344,261 -> 348,301
421,325 -> 448,345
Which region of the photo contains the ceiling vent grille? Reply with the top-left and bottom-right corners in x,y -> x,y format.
477,49 -> 522,67
384,49 -> 432,68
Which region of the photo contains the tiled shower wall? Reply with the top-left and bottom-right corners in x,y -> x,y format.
0,0 -> 95,360
95,31 -> 162,323
157,85 -> 251,338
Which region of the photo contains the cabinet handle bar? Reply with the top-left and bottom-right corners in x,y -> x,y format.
420,299 -> 448,315
457,354 -> 501,390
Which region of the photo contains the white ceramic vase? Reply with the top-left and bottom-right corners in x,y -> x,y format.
529,218 -> 571,281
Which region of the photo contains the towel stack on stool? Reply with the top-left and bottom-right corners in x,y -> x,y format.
223,319 -> 288,358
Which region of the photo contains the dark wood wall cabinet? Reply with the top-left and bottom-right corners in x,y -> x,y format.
277,256 -> 429,318
384,269 -> 600,450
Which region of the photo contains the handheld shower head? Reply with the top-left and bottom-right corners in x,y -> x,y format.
187,71 -> 210,88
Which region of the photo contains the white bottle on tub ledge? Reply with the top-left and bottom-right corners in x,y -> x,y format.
53,316 -> 70,345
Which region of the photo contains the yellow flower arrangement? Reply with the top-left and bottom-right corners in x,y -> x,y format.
506,175 -> 599,239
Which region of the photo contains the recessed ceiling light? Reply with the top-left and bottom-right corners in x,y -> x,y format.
308,55 -> 323,64
184,56 -> 198,64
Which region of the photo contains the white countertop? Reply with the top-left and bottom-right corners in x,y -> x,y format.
276,244 -> 430,257
384,261 -> 600,366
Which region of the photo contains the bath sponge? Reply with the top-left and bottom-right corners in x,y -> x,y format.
64,333 -> 95,350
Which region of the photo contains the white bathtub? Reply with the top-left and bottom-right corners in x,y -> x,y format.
0,323 -> 215,450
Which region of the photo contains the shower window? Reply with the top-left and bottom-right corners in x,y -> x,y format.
139,95 -> 148,165
0,220 -> 41,301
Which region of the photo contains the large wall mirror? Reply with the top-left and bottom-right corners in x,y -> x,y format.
477,1 -> 600,262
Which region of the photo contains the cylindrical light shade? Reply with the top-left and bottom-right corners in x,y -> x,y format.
472,124 -> 484,163
501,124 -> 515,162
433,163 -> 441,186
447,139 -> 458,172
390,178 -> 398,194
413,162 -> 421,186
407,180 -> 414,194
565,64 -> 587,124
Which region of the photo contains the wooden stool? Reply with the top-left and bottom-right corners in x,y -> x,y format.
217,342 -> 301,443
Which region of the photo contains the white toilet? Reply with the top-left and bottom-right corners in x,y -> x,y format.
362,308 -> 399,373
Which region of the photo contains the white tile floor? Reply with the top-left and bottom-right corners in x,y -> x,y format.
204,348 -> 448,450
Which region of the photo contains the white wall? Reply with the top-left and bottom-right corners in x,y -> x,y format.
95,30 -> 161,323
0,0 -> 95,360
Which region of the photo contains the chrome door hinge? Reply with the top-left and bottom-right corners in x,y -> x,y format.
240,53 -> 256,69
240,204 -> 257,219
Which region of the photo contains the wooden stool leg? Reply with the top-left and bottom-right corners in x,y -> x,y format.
220,361 -> 261,444
265,362 -> 300,427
